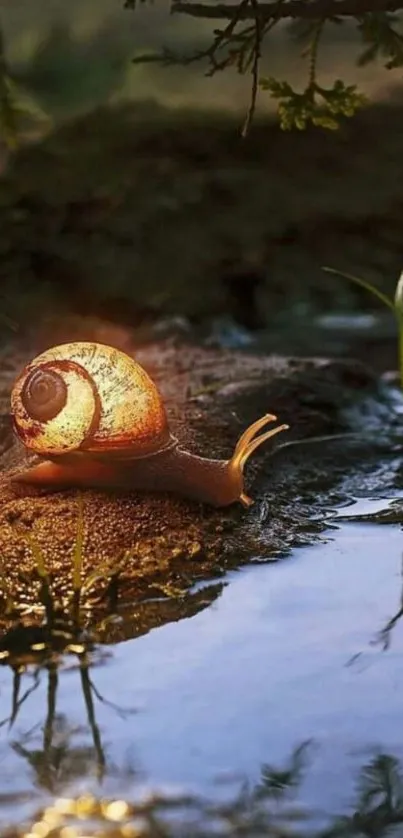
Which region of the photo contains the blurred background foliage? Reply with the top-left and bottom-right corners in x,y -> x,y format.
0,0 -> 402,368
2,0 -> 403,146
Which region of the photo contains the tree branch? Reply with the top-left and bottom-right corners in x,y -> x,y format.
241,0 -> 262,137
172,0 -> 403,21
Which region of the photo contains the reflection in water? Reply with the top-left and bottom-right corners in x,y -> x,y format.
373,552 -> 403,652
0,517 -> 402,834
6,736 -> 403,835
0,570 -> 222,800
0,572 -> 134,797
0,514 -> 402,835
0,637 -> 318,835
346,548 -> 403,658
0,496 -> 402,832
323,754 -> 403,838
2,657 -> 110,792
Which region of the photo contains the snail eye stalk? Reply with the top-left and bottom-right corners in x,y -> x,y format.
231,414 -> 289,474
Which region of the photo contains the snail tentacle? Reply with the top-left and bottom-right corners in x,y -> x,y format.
238,422 -> 290,471
233,412 -> 278,457
231,415 -> 289,473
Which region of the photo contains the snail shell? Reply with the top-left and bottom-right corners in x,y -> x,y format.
11,341 -> 171,459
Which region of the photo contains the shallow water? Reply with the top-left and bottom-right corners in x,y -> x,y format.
2,493 -> 403,834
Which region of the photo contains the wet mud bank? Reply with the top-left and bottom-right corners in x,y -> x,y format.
0,334 -> 401,629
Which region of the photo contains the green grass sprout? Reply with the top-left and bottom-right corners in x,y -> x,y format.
323,266 -> 403,389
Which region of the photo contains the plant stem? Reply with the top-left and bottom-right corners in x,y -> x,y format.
398,316 -> 403,390
72,495 -> 85,592
72,495 -> 85,629
308,20 -> 324,91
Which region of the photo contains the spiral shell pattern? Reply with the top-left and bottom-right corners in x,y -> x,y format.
11,342 -> 170,458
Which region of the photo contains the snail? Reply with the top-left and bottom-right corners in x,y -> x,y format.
10,341 -> 289,507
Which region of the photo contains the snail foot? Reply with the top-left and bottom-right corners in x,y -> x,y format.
11,459 -> 114,490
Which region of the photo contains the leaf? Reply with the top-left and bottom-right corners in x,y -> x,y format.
357,12 -> 403,70
0,75 -> 51,148
81,565 -> 122,596
322,267 -> 396,313
312,114 -> 339,129
132,50 -> 163,64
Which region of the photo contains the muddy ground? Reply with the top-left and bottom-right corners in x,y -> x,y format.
0,329 -> 400,632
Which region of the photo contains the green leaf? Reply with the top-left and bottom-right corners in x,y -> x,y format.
357,12 -> 403,70
394,270 -> 403,315
312,114 -> 339,129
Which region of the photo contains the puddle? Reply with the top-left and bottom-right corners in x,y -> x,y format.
335,494 -> 403,524
1,491 -> 403,834
334,495 -> 403,518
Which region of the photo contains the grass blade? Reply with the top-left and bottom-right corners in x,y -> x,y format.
72,494 -> 85,593
23,533 -> 48,581
322,266 -> 396,313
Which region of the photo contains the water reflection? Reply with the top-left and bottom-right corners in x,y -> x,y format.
372,552 -> 403,653
1,656 -> 109,791
7,740 -> 403,835
0,575 -> 223,798
323,754 -> 403,837
0,510 -> 403,833
0,640 -> 314,814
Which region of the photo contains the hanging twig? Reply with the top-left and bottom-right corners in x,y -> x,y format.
172,0 -> 403,21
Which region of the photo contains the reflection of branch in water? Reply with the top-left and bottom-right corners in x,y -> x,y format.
322,753 -> 403,838
0,544 -> 223,801
24,745 -> 403,837
42,664 -> 58,789
6,653 -> 109,792
372,552 -> 403,652
255,739 -> 313,801
347,552 -> 403,667
80,655 -> 106,782
11,663 -> 60,791
0,667 -> 41,731
375,603 -> 403,652
87,672 -> 137,720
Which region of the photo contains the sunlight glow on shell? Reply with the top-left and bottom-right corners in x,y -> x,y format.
11,342 -> 170,458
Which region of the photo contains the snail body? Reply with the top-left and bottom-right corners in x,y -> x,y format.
10,342 -> 289,507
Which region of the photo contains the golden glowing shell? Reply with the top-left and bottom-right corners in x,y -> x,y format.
11,342 -> 171,458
